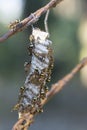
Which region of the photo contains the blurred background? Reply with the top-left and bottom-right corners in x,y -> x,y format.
0,0 -> 87,130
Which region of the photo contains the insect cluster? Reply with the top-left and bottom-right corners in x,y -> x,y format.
9,19 -> 23,31
14,28 -> 54,115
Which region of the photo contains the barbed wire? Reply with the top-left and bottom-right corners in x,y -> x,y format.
0,0 -> 63,43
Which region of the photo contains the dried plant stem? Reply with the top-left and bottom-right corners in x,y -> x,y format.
0,0 -> 63,43
12,57 -> 87,130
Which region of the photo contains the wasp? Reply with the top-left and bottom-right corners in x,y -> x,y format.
9,19 -> 21,31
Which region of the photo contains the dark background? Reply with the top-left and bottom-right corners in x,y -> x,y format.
0,0 -> 87,130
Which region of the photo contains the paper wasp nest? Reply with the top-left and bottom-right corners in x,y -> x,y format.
15,28 -> 54,115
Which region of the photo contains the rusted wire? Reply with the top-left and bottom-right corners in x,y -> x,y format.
0,0 -> 63,43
